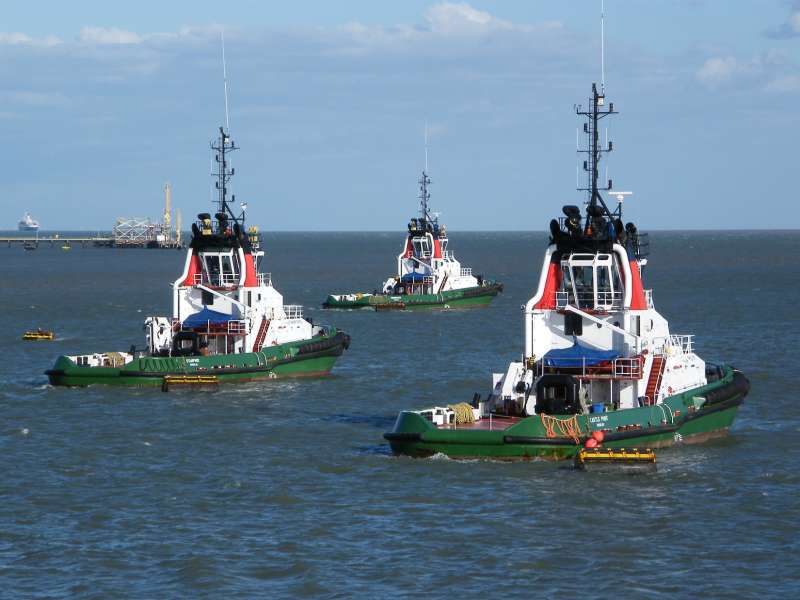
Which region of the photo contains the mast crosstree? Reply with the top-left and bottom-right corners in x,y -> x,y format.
576,83 -> 618,225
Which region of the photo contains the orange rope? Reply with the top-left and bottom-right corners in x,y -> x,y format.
540,413 -> 584,445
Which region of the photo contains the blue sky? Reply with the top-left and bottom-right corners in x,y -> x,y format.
3,1 -> 799,230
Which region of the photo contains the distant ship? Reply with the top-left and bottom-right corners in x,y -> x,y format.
18,213 -> 40,231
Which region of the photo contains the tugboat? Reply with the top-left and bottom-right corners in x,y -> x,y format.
46,126 -> 350,387
322,166 -> 502,310
384,83 -> 749,460
23,328 -> 55,341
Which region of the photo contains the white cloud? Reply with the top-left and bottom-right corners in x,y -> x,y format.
78,27 -> 142,45
696,56 -> 739,87
424,2 -> 512,34
0,32 -> 61,46
696,50 -> 797,91
765,4 -> 800,38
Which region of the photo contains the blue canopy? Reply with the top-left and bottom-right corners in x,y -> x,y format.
542,343 -> 619,368
401,272 -> 427,283
183,306 -> 235,329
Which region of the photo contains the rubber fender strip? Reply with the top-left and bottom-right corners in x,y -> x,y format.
703,372 -> 750,406
601,423 -> 678,442
503,436 -> 579,446
384,432 -> 422,442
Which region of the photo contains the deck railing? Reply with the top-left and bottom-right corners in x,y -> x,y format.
282,305 -> 304,319
644,289 -> 654,308
227,320 -> 248,335
460,267 -> 473,277
555,290 -> 622,310
650,334 -> 694,355
258,272 -> 272,287
613,357 -> 643,379
193,272 -> 238,287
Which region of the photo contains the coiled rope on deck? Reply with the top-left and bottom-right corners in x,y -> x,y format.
540,413 -> 584,445
447,402 -> 476,424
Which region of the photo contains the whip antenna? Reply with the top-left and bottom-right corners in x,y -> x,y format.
601,0 -> 606,94
424,121 -> 429,172
221,30 -> 230,131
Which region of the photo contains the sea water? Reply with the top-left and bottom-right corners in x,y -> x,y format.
0,231 -> 798,597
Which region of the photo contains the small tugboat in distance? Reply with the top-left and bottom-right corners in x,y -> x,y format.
384,82 -> 749,460
46,125 -> 350,387
23,328 -> 55,341
323,165 -> 502,311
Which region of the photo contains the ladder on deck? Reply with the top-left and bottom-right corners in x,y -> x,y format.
253,317 -> 269,352
644,355 -> 665,405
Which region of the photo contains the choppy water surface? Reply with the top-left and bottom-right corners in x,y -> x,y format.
1,231 -> 798,598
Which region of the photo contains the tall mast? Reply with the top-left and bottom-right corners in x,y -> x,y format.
419,123 -> 432,223
576,83 -> 617,222
418,171 -> 431,222
211,126 -> 238,224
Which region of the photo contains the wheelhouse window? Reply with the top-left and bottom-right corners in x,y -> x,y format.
558,253 -> 622,310
200,251 -> 240,287
412,238 -> 431,258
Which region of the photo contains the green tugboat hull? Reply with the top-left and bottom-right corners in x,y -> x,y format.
384,367 -> 749,460
322,282 -> 502,310
46,331 -> 350,387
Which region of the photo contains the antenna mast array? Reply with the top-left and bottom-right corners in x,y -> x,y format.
575,2 -> 617,221
211,127 -> 238,220
209,31 -> 245,229
419,124 -> 432,222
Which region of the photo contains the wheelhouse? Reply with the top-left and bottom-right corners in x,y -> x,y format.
557,252 -> 623,312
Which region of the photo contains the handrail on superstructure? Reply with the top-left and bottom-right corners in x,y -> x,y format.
563,304 -> 639,341
196,283 -> 248,312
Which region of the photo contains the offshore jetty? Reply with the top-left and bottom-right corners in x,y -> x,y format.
46,125 -> 350,387
322,165 -> 502,311
384,81 -> 749,460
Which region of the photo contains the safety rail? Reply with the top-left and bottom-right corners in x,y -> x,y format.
258,272 -> 272,287
460,267 -> 473,277
555,290 -> 622,310
421,251 -> 432,259
193,272 -> 239,287
535,354 -> 643,379
218,273 -> 239,286
227,320 -> 247,335
443,250 -> 455,260
423,276 -> 434,286
613,357 -> 643,379
644,289 -> 654,308
282,305 -> 304,319
650,334 -> 694,355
